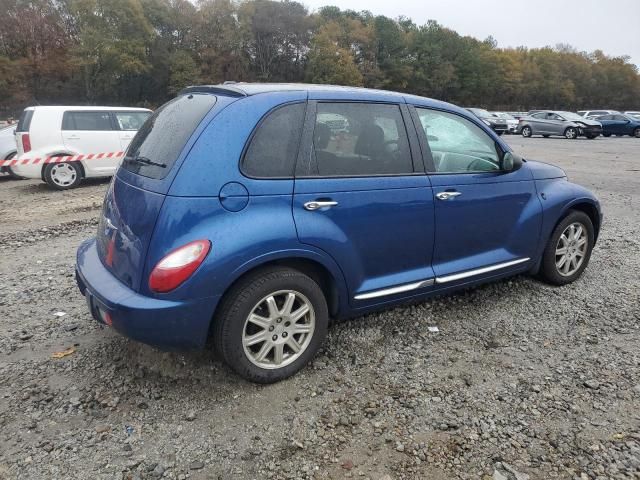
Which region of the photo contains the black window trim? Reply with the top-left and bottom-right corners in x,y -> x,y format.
295,100 -> 424,179
239,100 -> 308,180
61,110 -> 115,132
409,105 -> 510,176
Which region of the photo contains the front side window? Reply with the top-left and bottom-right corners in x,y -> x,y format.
242,103 -> 306,178
62,111 -> 113,131
310,103 -> 413,177
531,112 -> 547,119
114,111 -> 151,131
416,108 -> 501,174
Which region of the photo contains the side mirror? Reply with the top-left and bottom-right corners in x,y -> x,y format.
502,152 -> 523,172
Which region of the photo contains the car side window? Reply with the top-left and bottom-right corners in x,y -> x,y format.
416,108 -> 500,174
242,103 -> 306,178
531,112 -> 546,119
612,115 -> 626,121
62,111 -> 113,131
114,112 -> 150,131
309,103 -> 413,177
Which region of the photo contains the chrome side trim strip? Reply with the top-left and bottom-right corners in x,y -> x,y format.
435,257 -> 530,284
354,279 -> 434,300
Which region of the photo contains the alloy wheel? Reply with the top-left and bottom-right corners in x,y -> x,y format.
50,163 -> 77,187
242,290 -> 315,369
555,222 -> 588,277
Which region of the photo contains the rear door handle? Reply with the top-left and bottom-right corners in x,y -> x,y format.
304,200 -> 338,211
436,191 -> 462,200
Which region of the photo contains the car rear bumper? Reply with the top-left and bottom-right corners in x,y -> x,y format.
76,238 -> 219,350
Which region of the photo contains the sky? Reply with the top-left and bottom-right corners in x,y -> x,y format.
302,0 -> 640,68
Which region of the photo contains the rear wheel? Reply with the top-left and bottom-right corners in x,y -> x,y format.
44,161 -> 82,190
539,211 -> 594,286
213,267 -> 328,383
521,126 -> 532,138
603,133 -> 611,137
542,134 -> 550,138
633,128 -> 640,138
2,152 -> 24,179
564,127 -> 578,139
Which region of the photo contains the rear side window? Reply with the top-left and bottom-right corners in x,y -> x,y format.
242,103 -> 306,178
114,111 -> 150,131
309,103 -> 413,177
122,93 -> 216,180
17,109 -> 34,132
62,111 -> 113,131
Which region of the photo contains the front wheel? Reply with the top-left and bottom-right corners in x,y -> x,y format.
585,134 -> 597,139
564,127 -> 578,139
213,267 -> 328,383
603,133 -> 611,137
539,211 -> 594,286
521,126 -> 532,138
2,153 -> 24,179
633,128 -> 640,138
43,162 -> 82,190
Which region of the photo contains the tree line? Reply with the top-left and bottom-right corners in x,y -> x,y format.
1,0 -> 639,117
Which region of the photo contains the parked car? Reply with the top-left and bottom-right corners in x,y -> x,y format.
76,83 -> 601,383
518,111 -> 602,139
11,106 -> 152,189
491,112 -> 519,133
0,124 -> 20,178
592,113 -> 640,138
465,108 -> 508,135
577,109 -> 620,118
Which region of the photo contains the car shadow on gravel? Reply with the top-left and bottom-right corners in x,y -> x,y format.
14,176 -> 111,193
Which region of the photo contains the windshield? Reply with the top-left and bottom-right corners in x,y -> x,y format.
121,94 -> 217,179
558,112 -> 587,121
469,108 -> 491,117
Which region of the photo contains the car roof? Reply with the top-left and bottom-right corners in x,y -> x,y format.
180,82 -> 463,114
23,106 -> 152,112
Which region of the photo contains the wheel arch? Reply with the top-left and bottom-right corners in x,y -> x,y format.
563,200 -> 601,241
40,151 -> 86,180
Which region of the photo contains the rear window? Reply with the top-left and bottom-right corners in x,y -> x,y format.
17,109 -> 34,132
122,94 -> 217,180
62,111 -> 113,131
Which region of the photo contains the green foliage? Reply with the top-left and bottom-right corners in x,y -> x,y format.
0,1 -> 638,114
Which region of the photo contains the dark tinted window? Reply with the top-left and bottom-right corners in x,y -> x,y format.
17,109 -> 34,132
242,103 -> 306,178
122,93 -> 217,179
612,114 -> 627,121
310,103 -> 413,177
114,111 -> 150,130
62,111 -> 113,131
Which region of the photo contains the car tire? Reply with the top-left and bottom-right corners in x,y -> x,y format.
213,267 -> 329,383
539,210 -> 595,286
602,133 -> 611,137
43,161 -> 82,190
632,128 -> 640,138
585,134 -> 597,139
542,134 -> 550,138
521,126 -> 532,138
496,131 -> 504,136
564,127 -> 578,139
2,152 -> 25,179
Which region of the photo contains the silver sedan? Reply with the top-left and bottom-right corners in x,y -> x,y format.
518,111 -> 602,139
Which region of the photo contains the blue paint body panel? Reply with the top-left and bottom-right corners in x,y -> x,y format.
75,84 -> 602,350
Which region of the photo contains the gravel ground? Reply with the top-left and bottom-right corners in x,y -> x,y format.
0,136 -> 639,480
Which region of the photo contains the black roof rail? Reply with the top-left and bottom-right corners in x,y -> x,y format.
178,85 -> 247,97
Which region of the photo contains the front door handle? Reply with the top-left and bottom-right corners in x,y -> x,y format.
304,200 -> 338,211
436,191 -> 462,201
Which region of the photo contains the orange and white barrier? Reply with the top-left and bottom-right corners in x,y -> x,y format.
1,151 -> 125,168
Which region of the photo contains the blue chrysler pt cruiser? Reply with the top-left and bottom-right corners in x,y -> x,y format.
76,83 -> 602,383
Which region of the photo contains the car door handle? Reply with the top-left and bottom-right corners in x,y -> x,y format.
436,191 -> 462,200
304,200 -> 338,211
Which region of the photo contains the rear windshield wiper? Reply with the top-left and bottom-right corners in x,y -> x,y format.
124,155 -> 167,168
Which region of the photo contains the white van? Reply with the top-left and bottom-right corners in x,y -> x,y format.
12,106 -> 151,189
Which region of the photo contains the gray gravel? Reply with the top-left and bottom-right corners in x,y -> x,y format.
0,136 -> 639,479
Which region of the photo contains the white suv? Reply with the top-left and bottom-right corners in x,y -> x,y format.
12,106 -> 151,189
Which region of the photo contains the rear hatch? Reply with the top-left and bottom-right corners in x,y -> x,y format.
96,93 -> 219,291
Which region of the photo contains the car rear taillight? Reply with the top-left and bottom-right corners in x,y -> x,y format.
21,134 -> 31,153
149,240 -> 211,293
